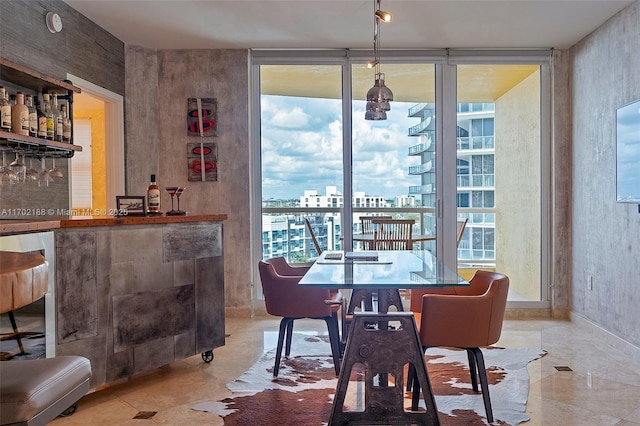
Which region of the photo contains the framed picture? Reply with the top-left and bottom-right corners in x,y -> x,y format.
116,196 -> 146,216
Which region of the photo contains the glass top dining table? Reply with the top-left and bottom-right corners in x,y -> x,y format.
298,250 -> 468,290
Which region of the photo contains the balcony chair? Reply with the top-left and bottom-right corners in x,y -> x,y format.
371,218 -> 415,250
258,258 -> 342,377
408,270 -> 510,424
304,218 -> 322,257
358,215 -> 392,249
342,219 -> 414,344
456,217 -> 468,247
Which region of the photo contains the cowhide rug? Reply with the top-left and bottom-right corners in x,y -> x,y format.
192,333 -> 546,425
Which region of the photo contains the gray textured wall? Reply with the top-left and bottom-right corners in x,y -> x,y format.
0,0 -> 125,95
568,1 -> 640,346
125,48 -> 251,312
0,0 -> 124,218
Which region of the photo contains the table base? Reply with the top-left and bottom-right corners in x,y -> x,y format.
329,312 -> 440,425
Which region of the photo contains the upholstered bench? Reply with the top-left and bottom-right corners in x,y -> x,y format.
0,356 -> 92,426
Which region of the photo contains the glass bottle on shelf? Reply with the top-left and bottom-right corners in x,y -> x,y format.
11,92 -> 29,136
61,103 -> 71,143
36,95 -> 47,139
42,93 -> 54,140
26,94 -> 37,138
0,86 -> 11,132
50,93 -> 63,142
147,174 -> 161,214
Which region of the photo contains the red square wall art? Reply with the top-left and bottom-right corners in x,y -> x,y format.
188,142 -> 218,182
187,98 -> 217,137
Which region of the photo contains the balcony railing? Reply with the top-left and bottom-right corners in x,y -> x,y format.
408,184 -> 435,195
408,161 -> 434,175
457,135 -> 495,150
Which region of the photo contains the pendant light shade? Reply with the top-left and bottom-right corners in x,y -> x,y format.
365,0 -> 393,121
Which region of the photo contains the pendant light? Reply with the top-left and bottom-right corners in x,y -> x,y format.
365,0 -> 393,121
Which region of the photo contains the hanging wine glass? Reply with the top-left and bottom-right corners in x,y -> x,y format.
9,152 -> 26,183
49,157 -> 64,178
38,157 -> 53,187
25,156 -> 39,182
1,150 -> 18,186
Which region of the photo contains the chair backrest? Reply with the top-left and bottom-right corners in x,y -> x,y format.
418,270 -> 510,348
258,259 -> 332,318
359,215 -> 393,235
304,218 -> 322,255
371,218 -> 415,250
456,218 -> 468,247
410,268 -> 502,312
266,256 -> 310,276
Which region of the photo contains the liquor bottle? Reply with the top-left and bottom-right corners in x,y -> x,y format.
61,103 -> 71,143
50,93 -> 63,142
0,86 -> 11,132
42,93 -> 54,140
11,92 -> 29,136
36,95 -> 47,139
26,94 -> 37,137
147,174 -> 160,214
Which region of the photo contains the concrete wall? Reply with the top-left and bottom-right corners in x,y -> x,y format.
0,0 -> 124,218
495,70 -> 541,301
125,48 -> 251,313
568,1 -> 640,346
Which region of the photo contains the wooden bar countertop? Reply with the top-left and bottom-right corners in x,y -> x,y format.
0,214 -> 228,236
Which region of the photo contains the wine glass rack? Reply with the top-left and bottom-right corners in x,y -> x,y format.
0,57 -> 82,158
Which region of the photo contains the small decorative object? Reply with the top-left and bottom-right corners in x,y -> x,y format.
188,142 -> 218,181
115,196 -> 146,216
187,98 -> 217,137
165,187 -> 187,215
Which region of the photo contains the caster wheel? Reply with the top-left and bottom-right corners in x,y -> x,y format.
59,403 -> 78,417
202,350 -> 214,363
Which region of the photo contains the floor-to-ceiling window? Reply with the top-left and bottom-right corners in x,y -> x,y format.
251,50 -> 551,306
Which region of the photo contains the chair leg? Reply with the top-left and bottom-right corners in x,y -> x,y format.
470,347 -> 494,423
467,348 -> 479,391
274,318 -> 291,377
7,311 -> 25,355
285,319 -> 295,357
325,313 -> 342,375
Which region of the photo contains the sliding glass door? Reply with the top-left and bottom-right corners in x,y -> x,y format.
251,50 -> 550,305
351,63 -> 437,252
259,64 -> 344,264
455,64 -> 544,301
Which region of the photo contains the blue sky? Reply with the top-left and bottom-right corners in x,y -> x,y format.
260,95 -> 424,200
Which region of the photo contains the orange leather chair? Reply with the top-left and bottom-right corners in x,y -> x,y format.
258,258 -> 342,377
409,270 -> 509,423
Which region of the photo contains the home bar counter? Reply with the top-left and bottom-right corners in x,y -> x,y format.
0,214 -> 227,389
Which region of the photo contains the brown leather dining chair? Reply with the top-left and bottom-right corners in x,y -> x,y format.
409,270 -> 510,424
258,258 -> 342,377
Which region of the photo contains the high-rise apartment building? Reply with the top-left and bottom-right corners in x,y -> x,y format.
407,102 -> 496,263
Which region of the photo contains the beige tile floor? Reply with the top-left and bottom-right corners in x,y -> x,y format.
48,316 -> 640,426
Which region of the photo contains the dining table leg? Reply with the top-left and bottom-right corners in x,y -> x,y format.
329,312 -> 440,425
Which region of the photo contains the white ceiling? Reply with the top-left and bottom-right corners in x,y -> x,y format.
62,0 -> 635,50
